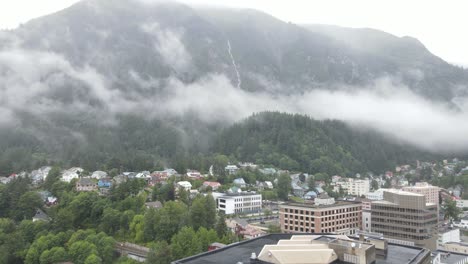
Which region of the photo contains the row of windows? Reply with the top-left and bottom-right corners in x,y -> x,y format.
371,228 -> 433,241
372,216 -> 438,227
284,216 -> 359,225
372,206 -> 436,214
283,206 -> 361,216
283,223 -> 359,233
235,202 -> 261,207
233,196 -> 262,202
372,212 -> 437,221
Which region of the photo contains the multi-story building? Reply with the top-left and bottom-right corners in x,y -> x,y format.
403,182 -> 440,206
438,227 -> 460,249
279,200 -> 362,235
215,192 -> 262,215
371,189 -> 438,250
336,178 -> 370,197
361,199 -> 372,232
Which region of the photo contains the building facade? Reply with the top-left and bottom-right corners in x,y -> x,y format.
336,178 -> 370,197
371,189 -> 438,250
438,228 -> 460,249
279,201 -> 362,235
76,178 -> 97,192
403,182 -> 440,206
216,192 -> 262,215
361,199 -> 372,232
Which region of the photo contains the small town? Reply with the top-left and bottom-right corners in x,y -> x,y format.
1,0 -> 467,264
2,158 -> 468,263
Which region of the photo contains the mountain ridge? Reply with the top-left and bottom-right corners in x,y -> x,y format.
0,0 -> 467,174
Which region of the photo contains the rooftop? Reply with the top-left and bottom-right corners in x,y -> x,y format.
172,234 -> 430,264
383,189 -> 425,197
434,250 -> 468,264
280,200 -> 361,209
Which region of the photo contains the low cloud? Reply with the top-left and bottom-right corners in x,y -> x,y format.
141,22 -> 192,73
1,41 -> 468,154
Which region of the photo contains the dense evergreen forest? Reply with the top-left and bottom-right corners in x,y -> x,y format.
0,112 -> 439,176
214,112 -> 438,175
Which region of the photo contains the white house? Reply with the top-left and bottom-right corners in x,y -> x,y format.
177,181 -> 192,191
30,166 -> 51,184
61,167 -> 84,182
225,165 -> 239,175
91,171 -> 108,179
186,170 -> 202,179
135,171 -> 151,179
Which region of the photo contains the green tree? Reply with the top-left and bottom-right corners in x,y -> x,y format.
170,227 -> 200,260
215,212 -> 228,238
84,254 -> 102,264
190,196 -> 206,230
147,241 -> 172,264
154,201 -> 188,241
69,241 -> 98,264
178,188 -> 190,206
44,166 -> 61,190
277,174 -> 291,201
307,176 -> 315,190
39,247 -> 68,264
16,191 -> 43,221
204,194 -> 217,229
129,215 -> 145,243
443,198 -> 461,221
371,179 -> 379,190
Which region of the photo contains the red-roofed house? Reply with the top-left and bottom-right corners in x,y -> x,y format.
203,181 -> 221,191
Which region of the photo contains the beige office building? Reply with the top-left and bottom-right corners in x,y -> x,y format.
371,189 -> 438,250
279,201 -> 362,235
403,182 -> 440,206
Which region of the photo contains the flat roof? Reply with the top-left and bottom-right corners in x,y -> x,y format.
434,250 -> 468,264
384,189 -> 425,197
280,201 -> 361,209
171,234 -> 430,264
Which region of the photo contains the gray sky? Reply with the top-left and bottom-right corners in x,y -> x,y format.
0,0 -> 467,66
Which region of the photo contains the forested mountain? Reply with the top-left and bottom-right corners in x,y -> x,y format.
0,0 -> 466,175
213,112 -> 437,175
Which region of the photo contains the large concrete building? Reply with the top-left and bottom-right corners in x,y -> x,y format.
403,182 -> 440,206
172,233 -> 435,264
371,189 -> 438,250
279,201 -> 362,235
214,192 -> 262,215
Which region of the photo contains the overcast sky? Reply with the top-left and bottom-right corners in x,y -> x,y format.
0,0 -> 467,66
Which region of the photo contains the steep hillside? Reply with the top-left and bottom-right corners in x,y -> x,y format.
0,0 -> 466,174
213,112 -> 437,175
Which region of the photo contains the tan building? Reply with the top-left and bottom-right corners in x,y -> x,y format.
76,178 -> 98,192
403,182 -> 440,206
371,189 -> 438,250
279,201 -> 362,235
442,242 -> 468,254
